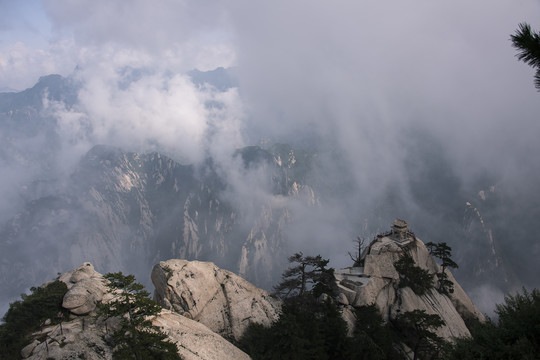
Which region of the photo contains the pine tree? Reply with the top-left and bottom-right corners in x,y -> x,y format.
241,252 -> 349,359
350,304 -> 398,359
394,310 -> 446,360
426,242 -> 458,294
98,272 -> 180,360
447,288 -> 540,359
511,22 -> 540,90
394,252 -> 434,296
273,252 -> 336,301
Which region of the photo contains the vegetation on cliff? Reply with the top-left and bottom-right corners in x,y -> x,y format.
394,252 -> 434,296
97,272 -> 181,360
448,288 -> 540,359
0,280 -> 68,359
239,251 -> 446,359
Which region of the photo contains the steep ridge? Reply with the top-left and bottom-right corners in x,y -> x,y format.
335,220 -> 484,341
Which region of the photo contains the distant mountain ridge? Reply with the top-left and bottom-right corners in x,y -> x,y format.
0,143 -> 317,312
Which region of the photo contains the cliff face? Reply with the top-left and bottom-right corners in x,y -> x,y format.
335,225 -> 484,341
152,259 -> 282,341
0,144 -> 317,310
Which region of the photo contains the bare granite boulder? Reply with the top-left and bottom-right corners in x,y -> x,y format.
61,263 -> 107,315
152,259 -> 282,341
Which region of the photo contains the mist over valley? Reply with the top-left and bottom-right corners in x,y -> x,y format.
2,1 -> 540,322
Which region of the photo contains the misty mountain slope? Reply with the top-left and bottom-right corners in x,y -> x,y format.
0,74 -> 80,225
3,72 -> 540,319
0,144 -> 318,313
0,74 -> 77,158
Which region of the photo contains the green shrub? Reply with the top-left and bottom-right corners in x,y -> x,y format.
0,280 -> 68,359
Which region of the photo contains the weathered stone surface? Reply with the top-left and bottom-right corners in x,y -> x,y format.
335,235 -> 485,341
394,287 -> 471,339
20,340 -> 39,359
69,262 -> 99,283
23,318 -> 112,360
62,263 -> 107,315
153,311 -> 251,360
152,259 -> 282,340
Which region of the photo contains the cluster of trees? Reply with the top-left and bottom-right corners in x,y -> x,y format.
0,273 -> 180,360
0,280 -> 69,359
448,288 -> 540,359
239,252 -> 351,359
240,247 -> 540,360
239,252 -> 448,360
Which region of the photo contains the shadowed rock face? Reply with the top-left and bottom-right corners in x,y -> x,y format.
152,259 -> 282,341
335,230 -> 485,340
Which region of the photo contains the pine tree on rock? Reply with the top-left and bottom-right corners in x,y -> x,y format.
98,272 -> 180,360
394,310 -> 446,360
273,252 -> 336,302
394,252 -> 434,296
426,242 -> 458,294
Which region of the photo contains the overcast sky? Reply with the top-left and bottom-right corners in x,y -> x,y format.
2,1 -> 540,313
2,1 -> 540,166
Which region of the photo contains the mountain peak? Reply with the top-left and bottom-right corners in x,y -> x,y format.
335,220 -> 484,340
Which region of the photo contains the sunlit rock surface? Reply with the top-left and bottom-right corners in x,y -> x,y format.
60,262 -> 108,315
152,259 -> 282,341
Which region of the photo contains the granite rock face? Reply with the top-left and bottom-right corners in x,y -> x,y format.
21,262 -> 251,360
335,227 -> 485,340
152,259 -> 282,340
60,262 -> 108,315
153,311 -> 251,360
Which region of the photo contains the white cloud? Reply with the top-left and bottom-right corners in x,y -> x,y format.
227,0 -> 540,182
0,40 -> 77,90
46,57 -> 244,165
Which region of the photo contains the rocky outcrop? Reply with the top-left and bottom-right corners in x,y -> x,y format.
154,311 -> 250,360
22,316 -> 112,360
21,262 -> 250,360
335,226 -> 485,340
152,259 -> 282,341
22,309 -> 250,360
59,262 -> 108,315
